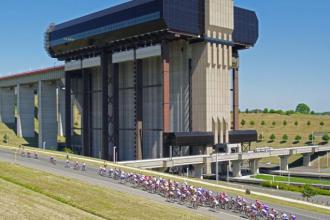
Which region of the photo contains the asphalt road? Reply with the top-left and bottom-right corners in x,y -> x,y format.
0,148 -> 328,220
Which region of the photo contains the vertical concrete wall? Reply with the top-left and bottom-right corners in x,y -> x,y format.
0,88 -> 15,124
16,84 -> 35,137
91,68 -> 103,158
142,56 -> 162,159
38,81 -> 58,149
118,61 -> 135,161
169,41 -> 190,133
191,0 -> 233,144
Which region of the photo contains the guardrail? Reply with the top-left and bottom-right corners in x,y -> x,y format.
120,145 -> 330,169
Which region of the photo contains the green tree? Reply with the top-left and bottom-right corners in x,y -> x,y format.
294,121 -> 299,126
322,134 -> 330,143
295,135 -> 302,142
311,111 -> 315,115
286,110 -> 295,115
282,134 -> 289,142
320,121 -> 325,126
283,120 -> 287,126
272,121 -> 276,126
270,134 -> 276,142
295,103 -> 311,114
269,109 -> 276,113
250,121 -> 255,126
263,108 -> 269,113
309,134 -> 314,142
245,108 -> 249,114
241,119 -> 246,126
307,121 -> 311,126
302,184 -> 316,201
261,121 -> 266,126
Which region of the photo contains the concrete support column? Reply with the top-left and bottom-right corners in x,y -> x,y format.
303,153 -> 312,167
279,155 -> 289,171
65,73 -> 72,149
16,84 -> 35,137
232,160 -> 242,177
0,88 -> 15,124
193,164 -> 204,178
232,52 -> 239,130
249,158 -> 260,175
57,86 -> 65,137
38,81 -> 57,149
162,41 -> 170,133
204,146 -> 213,175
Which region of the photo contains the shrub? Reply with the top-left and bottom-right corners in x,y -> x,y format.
302,184 -> 316,200
283,120 -> 287,126
307,121 -> 311,126
270,134 -> 276,142
241,119 -> 246,126
250,121 -> 255,126
286,110 -> 295,115
258,134 -> 263,141
272,121 -> 276,126
309,134 -> 314,142
263,108 -> 269,113
261,121 -> 266,126
320,121 -> 325,126
245,109 -> 249,114
3,134 -> 9,143
322,134 -> 330,143
269,109 -> 276,114
294,121 -> 299,126
295,135 -> 302,142
63,147 -> 73,154
282,134 -> 289,142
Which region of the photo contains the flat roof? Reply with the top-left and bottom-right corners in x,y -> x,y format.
0,66 -> 64,81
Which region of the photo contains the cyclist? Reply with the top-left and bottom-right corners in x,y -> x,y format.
82,163 -> 86,171
65,159 -> 70,168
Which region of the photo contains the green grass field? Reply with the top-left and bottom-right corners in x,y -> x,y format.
0,178 -> 99,220
253,174 -> 330,186
240,113 -> 330,149
0,161 -> 211,220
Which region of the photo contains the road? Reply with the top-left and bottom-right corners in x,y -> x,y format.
0,148 -> 328,220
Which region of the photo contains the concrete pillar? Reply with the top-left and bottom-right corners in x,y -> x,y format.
0,88 -> 15,124
57,86 -> 65,137
193,164 -> 204,178
280,155 -> 289,171
204,146 -> 213,175
232,160 -> 242,177
249,159 -> 260,175
38,81 -> 58,149
16,84 -> 35,137
303,153 -> 312,167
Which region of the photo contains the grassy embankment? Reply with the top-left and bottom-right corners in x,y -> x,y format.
240,113 -> 330,165
0,161 -> 211,220
254,174 -> 330,186
1,145 -> 330,216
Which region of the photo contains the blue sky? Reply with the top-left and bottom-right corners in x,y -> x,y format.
0,0 -> 329,112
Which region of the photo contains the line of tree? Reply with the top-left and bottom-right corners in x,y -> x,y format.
242,103 -> 327,115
